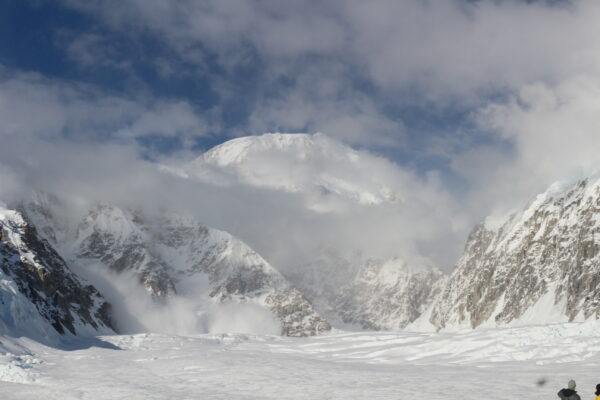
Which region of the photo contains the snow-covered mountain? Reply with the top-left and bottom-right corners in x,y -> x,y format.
424,176 -> 600,330
287,253 -> 444,330
181,133 -> 400,210
8,132 -> 600,338
0,204 -> 112,343
334,258 -> 445,330
21,194 -> 330,336
165,133 -> 444,330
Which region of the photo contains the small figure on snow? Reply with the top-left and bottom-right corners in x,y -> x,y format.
595,383 -> 600,400
557,380 -> 581,400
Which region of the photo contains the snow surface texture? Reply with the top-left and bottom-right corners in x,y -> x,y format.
0,205 -> 112,344
423,176 -> 600,330
1,321 -> 600,399
21,195 -> 330,337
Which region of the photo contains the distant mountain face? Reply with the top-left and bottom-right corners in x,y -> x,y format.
0,205 -> 112,342
334,258 -> 445,330
286,253 -> 444,330
22,195 -> 330,337
426,177 -> 600,330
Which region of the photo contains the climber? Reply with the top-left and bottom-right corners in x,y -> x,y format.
557,380 -> 581,400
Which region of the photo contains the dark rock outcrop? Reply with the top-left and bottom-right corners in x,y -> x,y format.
0,208 -> 113,336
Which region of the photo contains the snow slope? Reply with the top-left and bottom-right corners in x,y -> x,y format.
2,321 -> 600,399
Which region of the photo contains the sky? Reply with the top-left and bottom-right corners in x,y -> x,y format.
1,0 -> 600,270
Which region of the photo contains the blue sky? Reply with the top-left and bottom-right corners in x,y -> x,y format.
1,0 -> 600,227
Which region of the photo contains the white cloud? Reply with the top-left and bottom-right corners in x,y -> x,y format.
5,0 -> 600,274
0,67 -> 210,144
247,66 -> 405,148
57,0 -> 600,160
456,75 -> 600,217
61,1 -> 600,100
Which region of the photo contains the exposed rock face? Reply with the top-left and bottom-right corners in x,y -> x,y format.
75,205 -> 177,297
265,288 -> 331,336
23,198 -> 330,337
0,206 -> 112,338
429,177 -> 600,329
333,258 -> 444,330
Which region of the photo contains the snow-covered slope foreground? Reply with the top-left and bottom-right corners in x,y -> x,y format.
21,195 -> 329,336
2,322 -> 600,399
424,176 -> 600,330
0,205 -> 112,344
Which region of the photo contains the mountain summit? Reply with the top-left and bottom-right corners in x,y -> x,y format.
183,133 -> 400,209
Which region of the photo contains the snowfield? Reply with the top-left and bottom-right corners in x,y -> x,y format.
2,322 -> 600,399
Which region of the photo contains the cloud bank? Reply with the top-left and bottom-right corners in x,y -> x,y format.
2,0 -> 600,276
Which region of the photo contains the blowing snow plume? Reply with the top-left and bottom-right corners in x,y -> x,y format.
71,266 -> 282,336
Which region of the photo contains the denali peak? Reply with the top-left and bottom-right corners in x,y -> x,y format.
176,133 -> 401,208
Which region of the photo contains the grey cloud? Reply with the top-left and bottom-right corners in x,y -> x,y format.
62,0 -> 600,100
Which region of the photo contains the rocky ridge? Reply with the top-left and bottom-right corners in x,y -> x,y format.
426,177 -> 600,330
0,205 -> 112,340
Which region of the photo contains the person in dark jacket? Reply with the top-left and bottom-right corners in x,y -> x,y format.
557,380 -> 581,400
595,383 -> 600,400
